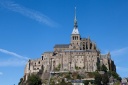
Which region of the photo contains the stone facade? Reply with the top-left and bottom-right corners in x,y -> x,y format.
23,9 -> 116,81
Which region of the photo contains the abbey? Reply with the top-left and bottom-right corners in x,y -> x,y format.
23,8 -> 116,81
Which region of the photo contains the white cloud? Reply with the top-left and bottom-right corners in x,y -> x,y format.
0,72 -> 3,75
111,47 -> 128,57
0,0 -> 58,27
0,48 -> 29,60
0,59 -> 27,67
0,48 -> 29,66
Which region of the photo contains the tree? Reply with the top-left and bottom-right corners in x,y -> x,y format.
102,73 -> 109,85
101,64 -> 108,72
96,62 -> 100,71
55,64 -> 61,71
26,74 -> 42,85
83,80 -> 93,85
59,79 -> 72,85
75,65 -> 79,70
94,72 -> 102,85
110,71 -> 121,81
77,74 -> 81,79
65,73 -> 71,79
18,78 -> 23,85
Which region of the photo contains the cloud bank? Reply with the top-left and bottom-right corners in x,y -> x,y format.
0,0 -> 58,27
0,48 -> 29,67
0,48 -> 29,60
0,59 -> 27,67
111,47 -> 128,56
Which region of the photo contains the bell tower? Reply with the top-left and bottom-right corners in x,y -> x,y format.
71,7 -> 81,50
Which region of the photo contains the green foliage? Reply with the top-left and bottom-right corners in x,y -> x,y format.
55,64 -> 61,71
68,71 -> 72,74
58,64 -> 61,69
109,71 -> 121,81
88,72 -> 95,78
27,74 -> 42,85
50,78 -> 55,85
111,71 -> 119,79
59,79 -> 72,85
113,81 -> 120,85
101,64 -> 108,72
67,82 -> 72,85
83,80 -> 94,85
59,79 -> 66,85
94,72 -> 102,85
96,62 -> 100,71
65,73 -> 71,79
18,78 -> 23,85
42,80 -> 47,84
77,74 -> 81,79
75,65 -> 79,70
97,63 -> 108,72
102,73 -> 109,85
94,72 -> 109,85
72,72 -> 78,79
55,67 -> 59,71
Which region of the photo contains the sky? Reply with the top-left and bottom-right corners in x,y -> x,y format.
0,0 -> 128,85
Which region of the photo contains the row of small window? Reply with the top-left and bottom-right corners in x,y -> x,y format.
64,52 -> 96,55
34,61 -> 40,65
75,56 -> 83,58
72,36 -> 79,40
33,68 -> 40,70
88,56 -> 96,58
64,59 -> 96,62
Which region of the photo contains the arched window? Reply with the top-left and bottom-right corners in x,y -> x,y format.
42,56 -> 43,60
38,61 -> 40,64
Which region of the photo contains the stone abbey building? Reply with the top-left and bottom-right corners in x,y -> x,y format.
23,8 -> 116,81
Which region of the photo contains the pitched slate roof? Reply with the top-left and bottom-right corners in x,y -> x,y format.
54,44 -> 69,48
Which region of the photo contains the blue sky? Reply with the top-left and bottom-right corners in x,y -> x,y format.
0,0 -> 128,85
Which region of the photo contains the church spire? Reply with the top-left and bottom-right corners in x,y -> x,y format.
72,7 -> 79,34
74,7 -> 77,28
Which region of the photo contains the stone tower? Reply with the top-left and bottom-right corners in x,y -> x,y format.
70,7 -> 81,50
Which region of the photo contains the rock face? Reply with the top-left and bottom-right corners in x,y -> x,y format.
22,8 -> 116,82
